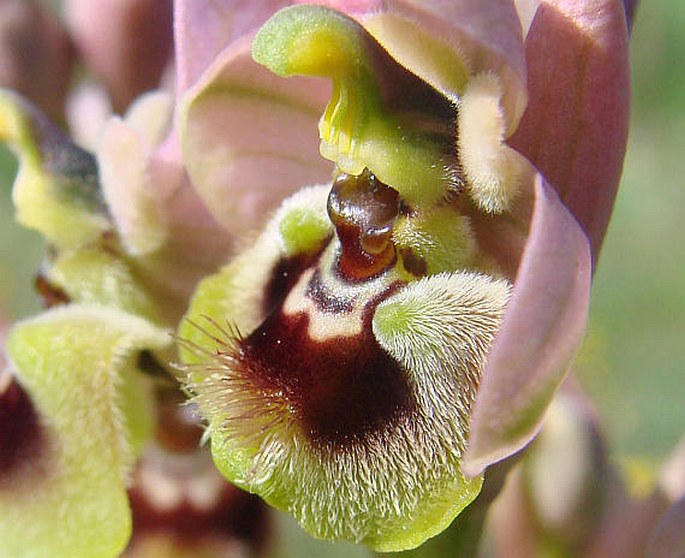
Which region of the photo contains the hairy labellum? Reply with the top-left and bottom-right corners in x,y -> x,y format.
181,181 -> 511,550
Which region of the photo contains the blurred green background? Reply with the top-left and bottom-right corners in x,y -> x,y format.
575,0 -> 685,463
0,0 -> 683,469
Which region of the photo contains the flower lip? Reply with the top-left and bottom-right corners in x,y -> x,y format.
181,177 -> 510,548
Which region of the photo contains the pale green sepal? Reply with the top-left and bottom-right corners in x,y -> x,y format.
253,5 -> 458,204
0,305 -> 171,558
0,89 -> 110,250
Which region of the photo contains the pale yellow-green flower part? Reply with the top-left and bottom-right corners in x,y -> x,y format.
276,184 -> 332,257
46,246 -> 166,326
1,306 -> 171,558
0,89 -> 110,250
278,206 -> 331,256
252,5 -> 460,206
393,207 -> 477,278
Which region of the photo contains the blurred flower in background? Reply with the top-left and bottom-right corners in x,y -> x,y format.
0,1 -> 683,557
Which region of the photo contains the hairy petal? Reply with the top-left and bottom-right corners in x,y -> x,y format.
463,176 -> 591,476
97,92 -> 172,256
510,0 -> 630,260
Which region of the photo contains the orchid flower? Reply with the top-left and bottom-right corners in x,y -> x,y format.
0,0 -> 631,556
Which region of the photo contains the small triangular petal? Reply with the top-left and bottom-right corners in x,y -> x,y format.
97,92 -> 173,256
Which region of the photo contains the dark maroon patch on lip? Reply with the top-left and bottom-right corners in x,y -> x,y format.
0,376 -> 44,479
240,296 -> 413,445
263,254 -> 320,317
